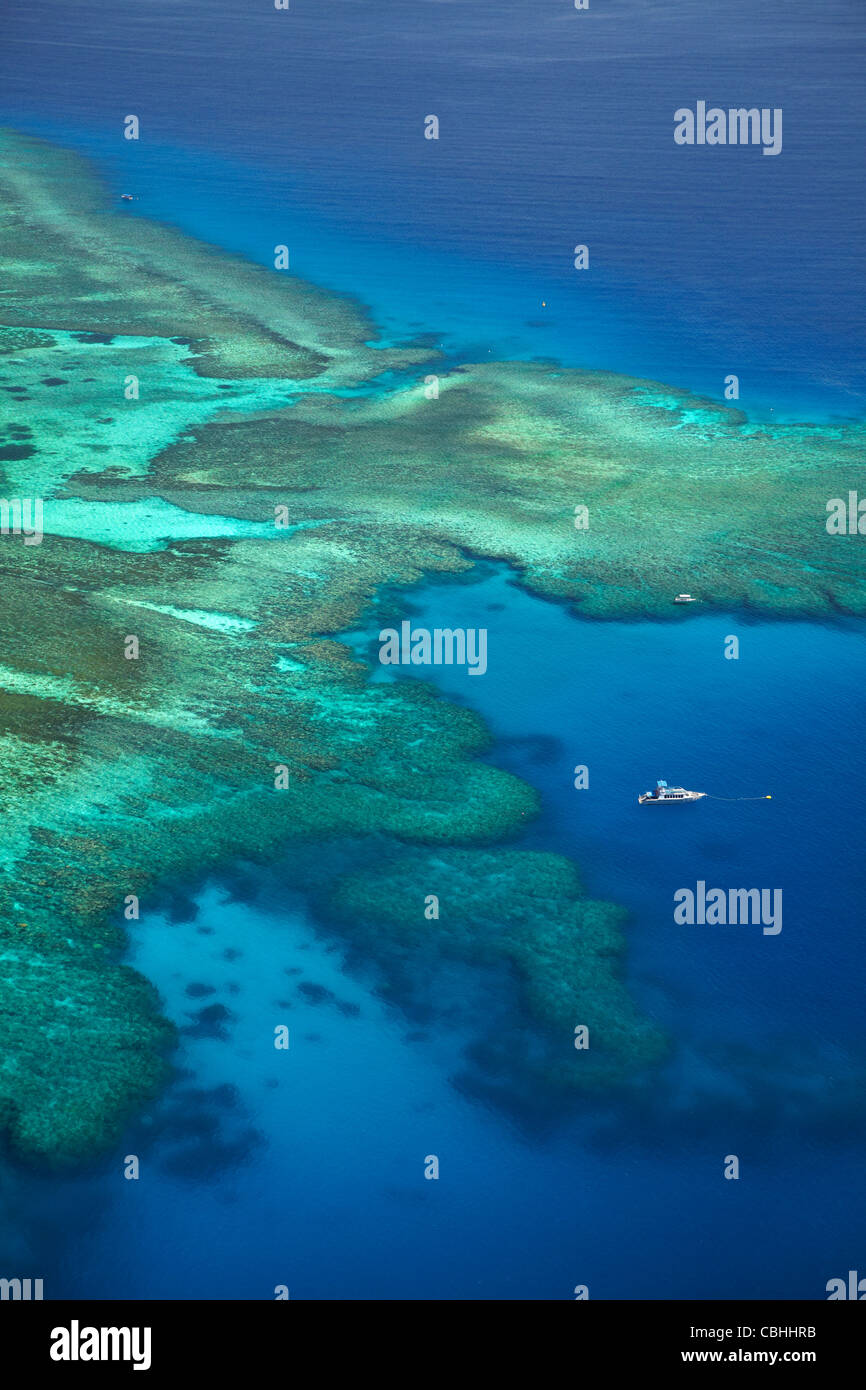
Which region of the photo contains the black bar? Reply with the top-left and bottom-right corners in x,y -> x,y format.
1,1300 -> 861,1375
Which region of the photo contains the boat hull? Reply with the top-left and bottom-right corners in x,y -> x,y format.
638,791 -> 706,804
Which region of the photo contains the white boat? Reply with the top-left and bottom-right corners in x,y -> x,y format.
674,593 -> 696,603
639,779 -> 706,804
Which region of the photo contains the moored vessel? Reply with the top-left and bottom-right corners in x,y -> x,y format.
639,779 -> 706,804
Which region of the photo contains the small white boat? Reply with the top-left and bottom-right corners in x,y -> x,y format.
674,593 -> 696,603
639,779 -> 706,804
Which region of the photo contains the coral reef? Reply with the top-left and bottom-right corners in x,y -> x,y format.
324,847 -> 668,1089
0,129 -> 862,1163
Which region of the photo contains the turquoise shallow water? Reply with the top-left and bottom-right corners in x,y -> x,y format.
2,117 -> 861,427
40,497 -> 310,550
8,569 -> 865,1300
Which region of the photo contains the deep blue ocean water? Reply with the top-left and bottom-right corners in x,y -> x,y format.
2,0 -> 865,420
1,0 -> 864,1299
11,576 -> 866,1300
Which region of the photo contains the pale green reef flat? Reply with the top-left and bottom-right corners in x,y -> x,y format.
0,130 -> 864,1164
